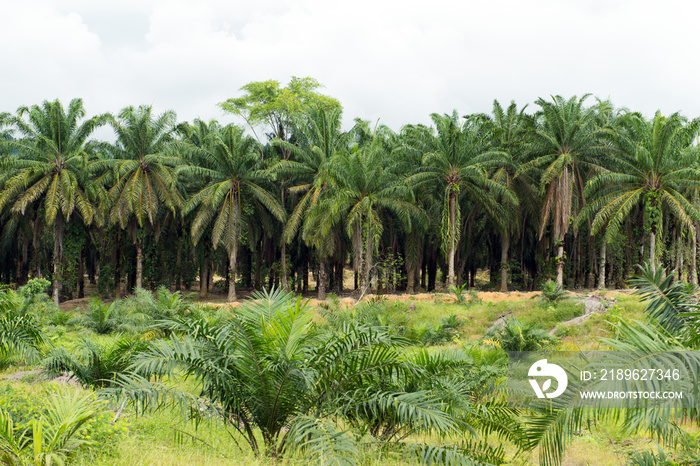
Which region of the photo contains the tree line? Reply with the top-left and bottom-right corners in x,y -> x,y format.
2,77 -> 700,305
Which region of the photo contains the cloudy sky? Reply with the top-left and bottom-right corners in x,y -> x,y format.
2,0 -> 699,135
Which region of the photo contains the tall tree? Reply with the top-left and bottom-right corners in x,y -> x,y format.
0,99 -> 105,304
483,100 -> 534,291
181,122 -> 285,302
521,95 -> 608,287
103,105 -> 183,291
580,111 -> 700,268
409,112 -> 513,287
271,107 -> 350,299
220,77 -> 341,291
305,125 -> 424,291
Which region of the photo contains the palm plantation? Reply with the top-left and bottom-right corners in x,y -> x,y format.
305,130 -> 424,290
271,107 -> 350,299
3,88 -> 700,464
482,100 -> 534,291
2,92 -> 698,294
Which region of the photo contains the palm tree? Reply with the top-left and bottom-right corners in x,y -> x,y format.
0,392 -> 102,466
271,107 -> 351,299
43,335 -> 147,389
521,95 -> 609,287
409,111 -> 514,288
109,289 -> 521,464
0,288 -> 46,364
220,78 -> 342,291
483,100 -> 535,291
304,127 -> 425,292
103,105 -> 183,290
0,99 -> 105,304
180,122 -> 285,301
580,111 -> 700,268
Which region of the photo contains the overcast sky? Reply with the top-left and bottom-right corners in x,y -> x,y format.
2,0 -> 699,136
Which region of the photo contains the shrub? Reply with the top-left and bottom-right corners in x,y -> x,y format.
43,336 -> 148,389
540,280 -> 567,304
46,309 -> 74,327
18,278 -> 51,299
482,318 -> 557,352
71,298 -> 123,334
409,314 -> 465,346
449,283 -> 468,304
0,288 -> 46,365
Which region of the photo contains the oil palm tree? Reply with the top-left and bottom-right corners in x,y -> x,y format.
409,111 -> 514,287
0,392 -> 102,466
43,335 -> 148,389
271,107 -> 351,299
103,105 -> 183,290
520,95 -> 609,287
579,111 -> 700,268
305,128 -> 425,291
483,100 -> 535,291
0,288 -> 46,364
108,288 -> 522,464
523,263 -> 700,465
0,98 -> 106,304
180,122 -> 285,301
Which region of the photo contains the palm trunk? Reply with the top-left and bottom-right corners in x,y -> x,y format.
448,191 -> 457,288
677,235 -> 684,281
52,217 -> 64,306
15,243 -> 22,285
255,246 -> 262,290
227,241 -> 238,302
586,229 -> 595,288
175,232 -> 182,291
598,242 -> 607,290
650,231 -> 656,268
693,228 -> 698,285
556,244 -> 564,288
77,247 -> 85,298
363,230 -> 373,291
208,260 -> 214,291
135,241 -> 143,290
280,242 -> 289,290
609,255 -> 615,287
500,232 -> 509,292
336,245 -> 345,293
114,230 -> 121,298
200,252 -> 209,298
280,186 -> 289,291
317,259 -> 327,300
302,258 -> 308,293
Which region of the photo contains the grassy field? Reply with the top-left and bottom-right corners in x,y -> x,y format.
3,286 -> 692,465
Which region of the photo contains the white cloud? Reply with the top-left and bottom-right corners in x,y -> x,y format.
1,0 -> 700,137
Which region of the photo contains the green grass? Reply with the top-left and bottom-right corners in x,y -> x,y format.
372,295 -> 586,342
73,409 -> 265,466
